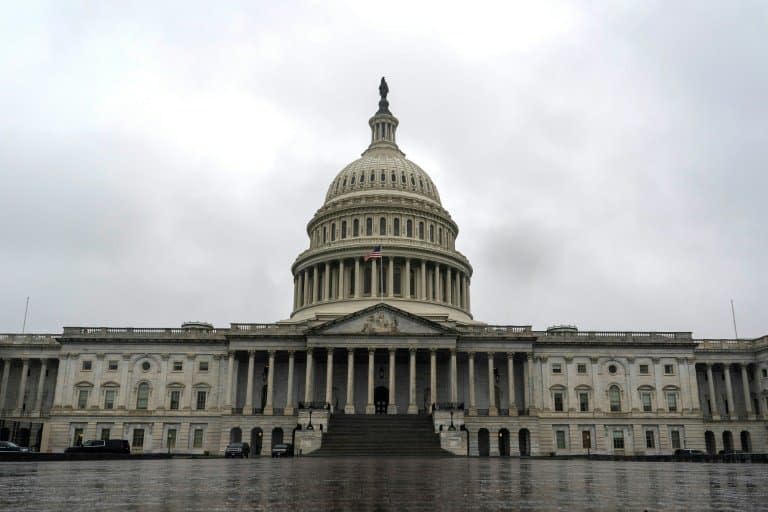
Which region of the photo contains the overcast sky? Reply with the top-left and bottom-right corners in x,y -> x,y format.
1,1 -> 766,338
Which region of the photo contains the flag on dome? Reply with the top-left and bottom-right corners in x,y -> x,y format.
364,246 -> 382,261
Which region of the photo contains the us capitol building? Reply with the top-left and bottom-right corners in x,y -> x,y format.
1,80 -> 766,457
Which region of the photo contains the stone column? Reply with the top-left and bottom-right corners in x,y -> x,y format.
244,350 -> 255,413
430,349 -> 437,409
34,359 -> 48,413
450,349 -> 458,404
339,260 -> 346,299
372,259 -> 379,298
445,267 -> 452,305
118,355 -> 131,409
293,276 -> 298,310
16,358 -> 29,412
466,277 -> 471,311
488,353 -> 498,416
366,349 -> 375,414
706,364 -> 719,419
325,348 -> 334,409
323,262 -> 330,301
741,364 -> 754,418
434,264 -> 441,302
388,348 -> 397,414
468,352 -> 477,415
312,266 -> 319,304
589,357 -> 599,412
345,349 -> 355,414
265,351 -> 276,415
404,258 -> 411,298
185,354 -> 195,409
626,357 -> 636,411
652,358 -> 663,412
523,354 -> 531,413
677,358 -> 690,412
507,353 -> 517,415
285,351 -> 295,415
420,261 -> 427,300
303,270 -> 310,307
724,364 -> 735,418
225,352 -> 235,408
154,354 -> 168,410
354,258 -> 361,298
51,356 -> 66,408
408,348 -> 417,414
387,258 -> 394,298
0,359 -> 11,411
687,359 -> 701,412
304,349 -> 314,403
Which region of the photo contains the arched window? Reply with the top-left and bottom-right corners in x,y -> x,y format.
429,224 -> 434,242
322,227 -> 327,244
393,218 -> 400,236
331,223 -> 336,241
379,217 -> 386,235
350,174 -> 355,185
609,386 -> 621,412
366,218 -> 373,236
370,171 -> 375,182
342,177 -> 347,187
341,220 -> 347,239
353,219 -> 360,237
136,383 -> 150,410
438,228 -> 443,245
380,171 -> 385,182
401,173 -> 406,183
418,222 -> 424,240
391,171 -> 396,182
406,219 -> 413,237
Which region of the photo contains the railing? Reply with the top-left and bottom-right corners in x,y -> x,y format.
541,330 -> 693,341
0,334 -> 59,345
62,327 -> 225,338
230,323 -> 306,334
457,325 -> 532,336
432,402 -> 464,411
696,338 -> 768,351
298,401 -> 330,410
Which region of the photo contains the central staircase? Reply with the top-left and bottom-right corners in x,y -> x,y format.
311,414 -> 447,456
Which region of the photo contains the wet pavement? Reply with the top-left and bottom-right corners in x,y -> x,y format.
0,457 -> 766,511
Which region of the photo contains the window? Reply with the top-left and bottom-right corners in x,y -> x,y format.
579,392 -> 589,412
170,390 -> 181,410
641,392 -> 652,412
418,222 -> 424,240
394,218 -> 400,236
608,364 -> 617,374
645,430 -> 655,449
104,389 -> 116,410
582,430 -> 592,449
331,223 -> 336,241
664,364 -> 674,375
141,361 -> 150,372
101,428 -> 111,441
82,360 -> 92,371
429,224 -> 434,242
671,430 -> 681,449
609,386 -> 621,412
379,217 -> 386,235
366,218 -> 373,236
341,220 -> 347,239
193,429 -> 204,448
612,430 -> 625,450
196,390 -> 207,410
173,361 -> 183,372
108,360 -> 118,371
552,363 -> 562,374
136,383 -> 150,410
132,429 -> 145,448
554,392 -> 564,412
77,389 -> 89,409
406,219 -> 413,237
577,364 -> 587,374
438,228 -> 443,245
73,428 -> 84,447
198,361 -> 209,372
762,369 -> 767,378
322,227 -> 327,243
666,393 -> 677,412
639,364 -> 649,375
555,430 -> 566,449
353,219 -> 359,237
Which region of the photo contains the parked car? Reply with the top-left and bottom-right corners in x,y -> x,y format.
0,441 -> 29,453
674,449 -> 705,457
271,443 -> 293,458
225,442 -> 250,458
65,439 -> 130,454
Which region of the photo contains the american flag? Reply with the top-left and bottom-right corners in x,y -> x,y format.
364,245 -> 382,261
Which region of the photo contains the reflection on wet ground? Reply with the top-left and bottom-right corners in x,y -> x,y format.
0,457 -> 765,511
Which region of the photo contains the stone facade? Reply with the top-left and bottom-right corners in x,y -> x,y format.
1,82 -> 766,457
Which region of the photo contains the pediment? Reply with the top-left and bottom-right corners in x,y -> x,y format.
309,304 -> 453,336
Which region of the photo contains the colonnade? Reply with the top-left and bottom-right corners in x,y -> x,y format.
0,357 -> 52,416
700,362 -> 758,420
293,256 -> 470,312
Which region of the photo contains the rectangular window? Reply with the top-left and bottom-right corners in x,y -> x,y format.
762,369 -> 767,378
555,430 -> 566,449
664,364 -> 674,375
101,428 -> 111,441
82,360 -> 92,371
551,363 -> 562,374
167,429 -> 177,449
193,428 -> 204,448
579,392 -> 589,412
196,391 -> 207,410
104,389 -> 116,410
667,393 -> 677,412
77,389 -> 89,409
173,361 -> 183,372
132,429 -> 145,448
577,364 -> 587,374
582,430 -> 591,449
645,430 -> 655,449
612,430 -> 625,450
198,361 -> 209,372
554,392 -> 564,412
170,390 -> 181,410
642,392 -> 652,412
639,364 -> 649,375
671,430 -> 681,449
108,360 -> 118,371
73,428 -> 84,447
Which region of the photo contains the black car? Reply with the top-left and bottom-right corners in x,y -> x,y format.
674,449 -> 705,457
225,442 -> 250,458
65,439 -> 130,454
0,441 -> 29,453
271,443 -> 293,458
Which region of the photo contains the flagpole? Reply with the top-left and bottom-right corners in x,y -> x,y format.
379,247 -> 384,300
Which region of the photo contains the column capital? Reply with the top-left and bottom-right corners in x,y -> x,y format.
247,349 -> 256,356
121,354 -> 131,360
268,350 -> 276,357
625,356 -> 635,363
506,352 -> 515,359
651,356 -> 660,363
212,354 -> 222,361
96,353 -> 106,360
160,354 -> 170,360
346,347 -> 355,354
368,348 -> 375,355
487,351 -> 495,357
468,351 -> 475,359
590,356 -> 599,364
288,350 -> 296,356
409,347 -> 417,354
306,348 -> 314,355
389,347 -> 397,354
564,356 -> 573,362
429,348 -> 437,354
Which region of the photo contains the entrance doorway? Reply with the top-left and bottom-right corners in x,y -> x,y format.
498,429 -> 510,456
519,428 -> 531,456
705,431 -> 716,454
374,386 -> 389,414
723,431 -> 734,452
251,427 -> 263,456
740,431 -> 752,452
478,428 -> 490,456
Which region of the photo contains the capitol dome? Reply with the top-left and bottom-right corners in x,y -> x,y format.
290,78 -> 473,323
